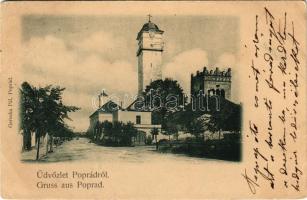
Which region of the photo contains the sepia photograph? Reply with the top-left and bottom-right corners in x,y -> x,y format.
20,14 -> 242,163
1,1 -> 306,199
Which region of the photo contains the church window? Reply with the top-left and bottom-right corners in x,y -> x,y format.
221,89 -> 225,98
136,115 -> 141,124
208,89 -> 215,96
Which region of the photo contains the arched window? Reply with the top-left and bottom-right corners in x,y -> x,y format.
208,89 -> 215,96
221,89 -> 225,98
207,89 -> 211,96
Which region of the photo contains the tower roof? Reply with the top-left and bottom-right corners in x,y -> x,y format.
137,21 -> 164,40
141,22 -> 161,32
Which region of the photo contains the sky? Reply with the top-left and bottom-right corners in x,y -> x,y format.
21,15 -> 239,132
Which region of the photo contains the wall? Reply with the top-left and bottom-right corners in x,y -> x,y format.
138,52 -> 143,93
203,80 -> 231,100
137,32 -> 163,93
89,113 -> 99,133
142,50 -> 162,88
115,110 -> 151,125
98,113 -> 113,123
89,112 -> 113,134
114,110 -> 169,142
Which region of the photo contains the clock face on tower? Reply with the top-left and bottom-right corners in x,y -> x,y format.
149,30 -> 155,39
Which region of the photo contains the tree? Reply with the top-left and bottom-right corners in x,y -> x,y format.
93,122 -> 100,141
144,78 -> 186,127
53,124 -> 74,139
112,121 -> 123,145
102,121 -> 113,137
99,121 -> 113,144
20,82 -> 79,160
167,96 -> 241,141
20,82 -> 36,151
22,84 -> 50,160
164,122 -> 178,145
207,99 -> 241,139
43,86 -> 79,153
122,122 -> 137,146
97,121 -> 137,146
150,128 -> 159,150
145,135 -> 153,145
187,118 -> 205,141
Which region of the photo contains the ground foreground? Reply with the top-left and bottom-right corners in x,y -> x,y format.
22,138 -> 223,163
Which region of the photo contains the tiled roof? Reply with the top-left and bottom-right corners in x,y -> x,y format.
89,100 -> 121,117
125,98 -> 151,112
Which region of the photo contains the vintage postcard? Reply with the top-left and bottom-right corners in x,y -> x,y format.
0,1 -> 306,199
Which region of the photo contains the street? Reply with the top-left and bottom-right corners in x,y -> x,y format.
24,138 -> 221,164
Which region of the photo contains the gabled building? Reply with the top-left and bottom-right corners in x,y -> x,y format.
88,100 -> 121,133
88,99 -> 162,145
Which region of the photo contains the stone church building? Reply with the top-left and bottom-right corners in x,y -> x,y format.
88,17 -> 164,144
88,16 -> 236,144
89,99 -> 162,144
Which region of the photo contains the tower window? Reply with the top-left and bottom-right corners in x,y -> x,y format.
221,89 -> 225,98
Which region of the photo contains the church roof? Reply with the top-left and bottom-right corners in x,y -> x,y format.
125,98 -> 151,112
89,100 -> 121,118
141,22 -> 161,32
136,21 -> 164,40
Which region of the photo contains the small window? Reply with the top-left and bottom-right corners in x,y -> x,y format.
136,115 -> 141,124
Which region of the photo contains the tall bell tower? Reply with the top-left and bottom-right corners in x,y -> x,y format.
137,15 -> 164,94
